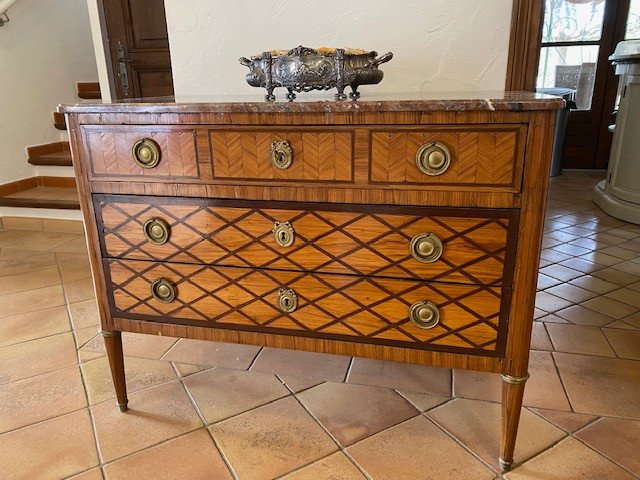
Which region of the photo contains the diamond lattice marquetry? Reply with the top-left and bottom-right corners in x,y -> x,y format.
108,259 -> 505,354
98,197 -> 513,285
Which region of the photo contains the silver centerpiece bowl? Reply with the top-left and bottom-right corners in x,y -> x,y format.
239,46 -> 393,101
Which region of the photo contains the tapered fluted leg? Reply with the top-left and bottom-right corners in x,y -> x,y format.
101,330 -> 128,412
500,373 -> 529,471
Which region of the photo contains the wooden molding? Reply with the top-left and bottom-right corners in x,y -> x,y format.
36,176 -> 77,188
0,177 -> 38,197
77,82 -> 101,99
26,141 -> 69,158
505,0 -> 544,91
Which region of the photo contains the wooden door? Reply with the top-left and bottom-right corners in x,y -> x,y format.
536,0 -> 635,169
102,0 -> 174,99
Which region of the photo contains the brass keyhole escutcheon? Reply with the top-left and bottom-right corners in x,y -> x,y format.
150,278 -> 176,304
277,287 -> 298,313
143,218 -> 170,245
409,232 -> 443,263
271,140 -> 293,169
416,141 -> 451,176
132,138 -> 161,169
273,221 -> 295,247
409,301 -> 440,329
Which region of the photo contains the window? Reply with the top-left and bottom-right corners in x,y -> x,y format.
627,0 -> 640,39
536,0 -> 607,110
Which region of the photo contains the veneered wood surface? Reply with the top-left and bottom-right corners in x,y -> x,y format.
96,195 -> 516,285
370,126 -> 524,190
106,259 -> 507,355
209,129 -> 353,182
83,126 -> 200,179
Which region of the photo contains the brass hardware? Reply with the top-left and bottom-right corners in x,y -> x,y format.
498,458 -> 512,471
409,232 -> 443,263
416,141 -> 451,176
271,140 -> 293,169
277,287 -> 298,313
143,218 -> 170,245
409,301 -> 440,329
151,278 -> 176,303
501,373 -> 530,385
132,138 -> 161,168
100,330 -> 121,338
118,402 -> 128,413
273,221 -> 295,247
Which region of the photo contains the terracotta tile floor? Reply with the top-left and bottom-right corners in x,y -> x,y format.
1,172 -> 639,479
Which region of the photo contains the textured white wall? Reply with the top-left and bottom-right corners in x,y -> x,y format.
0,0 -> 98,184
165,0 -> 513,97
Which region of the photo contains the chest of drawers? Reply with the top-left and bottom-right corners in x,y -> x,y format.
61,92 -> 562,471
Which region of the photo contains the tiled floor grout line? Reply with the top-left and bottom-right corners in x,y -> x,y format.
418,409 -> 500,474
171,362 -> 240,480
342,356 -> 355,382
245,346 -> 263,371
571,436 -> 640,480
549,351 -> 575,413
282,381 -> 374,480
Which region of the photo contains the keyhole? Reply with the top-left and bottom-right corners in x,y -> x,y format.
283,297 -> 291,308
279,231 -> 287,242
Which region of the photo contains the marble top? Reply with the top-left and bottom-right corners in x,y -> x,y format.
59,91 -> 564,114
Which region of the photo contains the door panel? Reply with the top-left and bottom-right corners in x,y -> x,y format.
102,0 -> 174,99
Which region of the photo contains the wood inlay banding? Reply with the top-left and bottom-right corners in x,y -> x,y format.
105,259 -> 508,355
95,195 -> 518,286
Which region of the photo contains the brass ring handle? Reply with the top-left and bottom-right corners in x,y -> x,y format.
416,141 -> 451,176
143,218 -> 170,245
273,221 -> 295,247
277,287 -> 298,313
409,232 -> 443,263
132,138 -> 161,169
271,140 -> 293,169
150,278 -> 176,303
409,301 -> 440,329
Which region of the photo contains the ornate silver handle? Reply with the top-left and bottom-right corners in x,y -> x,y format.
277,288 -> 298,313
416,141 -> 451,176
409,301 -> 440,329
409,233 -> 443,263
271,140 -> 293,169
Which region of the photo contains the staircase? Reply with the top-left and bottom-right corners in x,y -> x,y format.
0,82 -> 100,218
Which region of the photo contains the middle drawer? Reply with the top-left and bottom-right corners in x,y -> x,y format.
95,195 -> 518,285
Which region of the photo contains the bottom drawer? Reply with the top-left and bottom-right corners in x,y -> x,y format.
105,259 -> 509,356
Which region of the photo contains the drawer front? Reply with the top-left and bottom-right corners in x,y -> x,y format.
209,129 -> 353,182
106,259 -> 508,355
96,195 -> 517,285
82,126 -> 201,180
370,126 -> 525,190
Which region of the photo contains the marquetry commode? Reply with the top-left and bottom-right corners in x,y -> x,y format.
60,92 -> 562,470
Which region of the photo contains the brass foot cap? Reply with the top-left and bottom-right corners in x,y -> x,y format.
118,402 -> 128,413
499,458 -> 512,471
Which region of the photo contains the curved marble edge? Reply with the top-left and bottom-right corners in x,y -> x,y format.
59,91 -> 565,114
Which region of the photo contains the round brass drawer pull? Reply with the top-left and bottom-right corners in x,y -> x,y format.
416,141 -> 451,176
409,301 -> 440,329
132,138 -> 161,169
271,140 -> 293,169
273,221 -> 295,247
409,232 -> 443,263
143,218 -> 170,245
150,278 -> 176,303
277,287 -> 298,313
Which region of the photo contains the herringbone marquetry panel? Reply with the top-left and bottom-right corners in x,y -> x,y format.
107,259 -> 505,354
97,196 -> 513,285
84,127 -> 199,178
209,130 -> 353,181
370,127 -> 521,187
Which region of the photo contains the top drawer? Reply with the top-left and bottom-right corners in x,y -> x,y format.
209,129 -> 354,182
82,126 -> 201,180
370,125 -> 526,191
